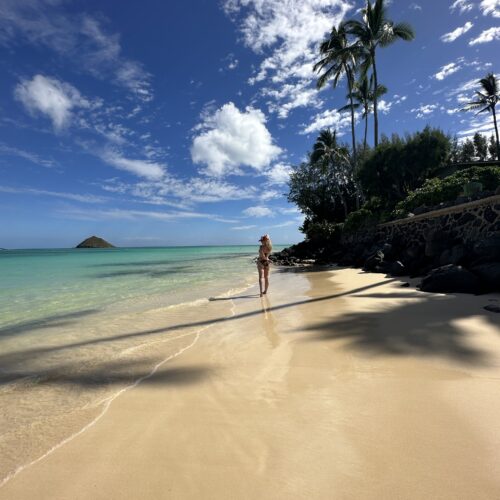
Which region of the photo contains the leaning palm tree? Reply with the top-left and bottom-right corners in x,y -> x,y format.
314,22 -> 360,168
462,73 -> 500,160
310,129 -> 352,217
339,75 -> 387,152
345,0 -> 415,147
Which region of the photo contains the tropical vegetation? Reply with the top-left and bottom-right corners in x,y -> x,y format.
287,0 -> 499,245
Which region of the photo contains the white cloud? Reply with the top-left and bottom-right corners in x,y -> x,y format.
441,22 -> 474,42
231,224 -> 257,230
191,102 -> 282,177
14,75 -> 89,130
0,143 -> 56,168
450,0 -> 474,13
0,185 -> 106,203
102,176 -> 258,206
101,150 -> 166,180
243,206 -> 273,217
469,27 -> 500,44
409,3 -> 422,10
480,0 -> 500,17
223,0 -> 353,116
58,206 -> 236,223
300,109 -> 354,135
378,100 -> 393,114
434,62 -> 461,80
264,163 -> 293,185
0,0 -> 152,100
410,104 -> 438,119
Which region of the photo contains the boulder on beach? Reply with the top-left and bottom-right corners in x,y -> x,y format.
76,236 -> 115,249
419,265 -> 483,294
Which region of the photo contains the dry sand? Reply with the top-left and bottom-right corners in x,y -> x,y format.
1,267 -> 500,500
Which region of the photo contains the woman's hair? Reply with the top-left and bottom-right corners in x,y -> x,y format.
260,234 -> 273,252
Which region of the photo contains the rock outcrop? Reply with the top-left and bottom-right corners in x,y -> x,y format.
76,236 -> 115,248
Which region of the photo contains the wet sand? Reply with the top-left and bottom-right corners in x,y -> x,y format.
1,268 -> 500,499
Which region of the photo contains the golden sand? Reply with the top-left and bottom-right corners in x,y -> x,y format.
1,268 -> 500,499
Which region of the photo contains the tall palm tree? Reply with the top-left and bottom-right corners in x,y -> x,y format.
339,75 -> 387,152
462,73 -> 500,160
346,0 -> 414,147
310,129 -> 352,217
314,22 -> 360,167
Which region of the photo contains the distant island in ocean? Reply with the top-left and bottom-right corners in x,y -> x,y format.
76,236 -> 115,248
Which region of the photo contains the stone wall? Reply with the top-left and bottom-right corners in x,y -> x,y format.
342,194 -> 500,247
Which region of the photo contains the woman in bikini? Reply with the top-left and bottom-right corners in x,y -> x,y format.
257,234 -> 272,297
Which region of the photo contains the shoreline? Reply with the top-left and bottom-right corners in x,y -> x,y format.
1,267 -> 500,499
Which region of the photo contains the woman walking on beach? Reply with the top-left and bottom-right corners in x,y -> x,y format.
257,234 -> 272,297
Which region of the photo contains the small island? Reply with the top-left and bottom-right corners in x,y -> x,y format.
75,236 -> 115,249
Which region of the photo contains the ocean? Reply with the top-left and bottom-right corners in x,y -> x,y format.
0,245 -> 283,486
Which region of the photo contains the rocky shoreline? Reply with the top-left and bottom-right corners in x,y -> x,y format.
272,232 -> 500,299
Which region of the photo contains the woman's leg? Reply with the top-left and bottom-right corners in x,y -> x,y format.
258,265 -> 264,296
263,266 -> 270,293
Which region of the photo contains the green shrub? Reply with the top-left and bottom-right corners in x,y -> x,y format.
343,208 -> 379,233
305,220 -> 343,242
462,181 -> 483,197
394,166 -> 500,216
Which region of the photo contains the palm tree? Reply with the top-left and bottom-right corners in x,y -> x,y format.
462,73 -> 500,160
310,129 -> 352,217
339,75 -> 387,152
314,22 -> 360,168
345,0 -> 415,147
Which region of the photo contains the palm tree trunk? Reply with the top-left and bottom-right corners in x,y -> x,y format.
363,107 -> 368,152
371,50 -> 379,148
492,105 -> 500,160
345,65 -> 360,209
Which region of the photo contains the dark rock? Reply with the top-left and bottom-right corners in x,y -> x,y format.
419,265 -> 483,294
389,261 -> 406,276
439,244 -> 467,266
484,206 -> 497,223
470,262 -> 500,292
76,236 -> 115,248
484,305 -> 500,313
363,250 -> 384,272
424,230 -> 452,258
400,282 -> 411,288
473,235 -> 500,262
457,212 -> 476,225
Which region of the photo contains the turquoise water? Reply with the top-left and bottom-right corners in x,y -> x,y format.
0,246 -> 280,330
0,245 -> 285,484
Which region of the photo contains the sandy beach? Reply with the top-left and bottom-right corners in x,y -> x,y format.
1,267 -> 500,500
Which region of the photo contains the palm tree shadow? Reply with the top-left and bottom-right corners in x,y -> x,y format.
303,294 -> 498,365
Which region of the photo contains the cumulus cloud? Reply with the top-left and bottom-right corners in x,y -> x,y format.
14,74 -> 90,129
300,109 -> 354,135
434,62 -> 461,80
469,27 -> 500,44
264,163 -> 293,185
441,22 -> 473,42
450,0 -> 474,13
191,102 -> 282,177
223,0 -> 353,116
410,104 -> 438,119
480,0 -> 500,17
101,150 -> 166,180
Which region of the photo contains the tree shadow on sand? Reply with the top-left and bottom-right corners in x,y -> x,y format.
0,356 -> 212,388
302,292 -> 500,365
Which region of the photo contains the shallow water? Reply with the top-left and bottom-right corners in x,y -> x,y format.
0,245 -> 282,485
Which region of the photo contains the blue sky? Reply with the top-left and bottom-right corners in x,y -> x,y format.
0,0 -> 499,248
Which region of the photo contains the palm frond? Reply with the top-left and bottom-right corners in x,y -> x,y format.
393,22 -> 415,41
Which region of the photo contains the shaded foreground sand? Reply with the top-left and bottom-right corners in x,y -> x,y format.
2,268 -> 500,499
